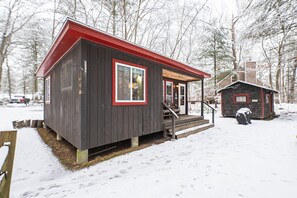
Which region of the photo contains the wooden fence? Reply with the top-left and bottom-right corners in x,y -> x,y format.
0,131 -> 17,198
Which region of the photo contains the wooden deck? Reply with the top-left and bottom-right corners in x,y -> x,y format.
163,115 -> 203,127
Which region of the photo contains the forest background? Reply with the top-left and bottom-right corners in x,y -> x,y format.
0,0 -> 296,103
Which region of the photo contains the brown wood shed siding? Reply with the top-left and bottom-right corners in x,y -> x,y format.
44,41 -> 82,149
82,40 -> 163,149
221,83 -> 263,119
263,90 -> 274,118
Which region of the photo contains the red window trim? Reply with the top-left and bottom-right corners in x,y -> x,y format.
163,80 -> 174,104
233,93 -> 250,104
112,58 -> 148,106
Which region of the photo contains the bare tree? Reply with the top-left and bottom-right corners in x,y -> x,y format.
0,0 -> 36,92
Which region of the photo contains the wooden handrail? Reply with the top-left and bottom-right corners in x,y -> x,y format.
162,102 -> 178,140
202,101 -> 216,124
162,102 -> 179,119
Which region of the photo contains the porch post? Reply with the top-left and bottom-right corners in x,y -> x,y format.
201,78 -> 204,117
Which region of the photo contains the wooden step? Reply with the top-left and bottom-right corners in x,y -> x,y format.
166,119 -> 210,133
168,123 -> 214,139
164,116 -> 203,127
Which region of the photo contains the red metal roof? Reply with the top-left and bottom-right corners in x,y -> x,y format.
36,18 -> 211,78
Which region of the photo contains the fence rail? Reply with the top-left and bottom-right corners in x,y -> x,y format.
0,130 -> 17,198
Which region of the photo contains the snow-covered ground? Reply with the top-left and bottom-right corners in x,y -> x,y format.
1,104 -> 297,198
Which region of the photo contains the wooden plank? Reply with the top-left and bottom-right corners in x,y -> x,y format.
123,107 -> 129,139
97,47 -> 105,146
0,131 -> 17,198
88,44 -> 98,148
104,49 -> 112,145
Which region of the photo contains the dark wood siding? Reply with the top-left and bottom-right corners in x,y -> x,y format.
221,83 -> 262,118
221,82 -> 275,119
44,41 -> 82,149
82,40 -> 163,149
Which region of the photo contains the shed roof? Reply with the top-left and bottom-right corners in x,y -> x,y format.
217,80 -> 278,93
36,18 -> 210,78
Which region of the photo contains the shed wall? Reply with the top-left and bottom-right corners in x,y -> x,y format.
221,83 -> 264,119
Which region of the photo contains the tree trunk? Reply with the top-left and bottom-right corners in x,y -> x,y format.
269,63 -> 273,88
213,33 -> 217,108
275,43 -> 284,103
231,16 -> 238,73
33,40 -> 38,93
123,0 -> 127,39
289,62 -> 297,103
112,0 -> 116,35
6,64 -> 12,99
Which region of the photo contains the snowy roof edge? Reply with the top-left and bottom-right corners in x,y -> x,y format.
217,80 -> 278,93
36,17 -> 211,78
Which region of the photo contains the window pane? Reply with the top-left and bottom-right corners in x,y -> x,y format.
117,64 -> 131,100
45,78 -> 50,102
132,68 -> 144,101
166,82 -> 173,104
181,86 -> 185,95
236,96 -> 246,102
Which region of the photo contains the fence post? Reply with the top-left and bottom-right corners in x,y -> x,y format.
0,130 -> 17,198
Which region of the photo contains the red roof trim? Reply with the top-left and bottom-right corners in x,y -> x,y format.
36,19 -> 210,78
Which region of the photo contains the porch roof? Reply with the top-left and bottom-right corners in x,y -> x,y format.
36,18 -> 211,78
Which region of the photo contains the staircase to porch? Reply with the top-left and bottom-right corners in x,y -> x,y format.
163,115 -> 214,139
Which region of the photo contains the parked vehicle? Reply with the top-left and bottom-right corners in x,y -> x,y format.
9,95 -> 30,104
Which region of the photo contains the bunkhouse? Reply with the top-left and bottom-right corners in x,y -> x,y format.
218,80 -> 278,119
36,18 -> 212,163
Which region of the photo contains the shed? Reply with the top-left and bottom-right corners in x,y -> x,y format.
218,80 -> 278,119
36,18 -> 211,163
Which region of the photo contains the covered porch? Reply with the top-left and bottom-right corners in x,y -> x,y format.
161,68 -> 214,139
162,68 -> 206,117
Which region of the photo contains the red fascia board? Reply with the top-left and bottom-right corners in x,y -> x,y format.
37,20 -> 211,78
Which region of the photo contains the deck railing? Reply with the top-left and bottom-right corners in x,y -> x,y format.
188,101 -> 216,124
202,102 -> 216,124
162,102 -> 179,140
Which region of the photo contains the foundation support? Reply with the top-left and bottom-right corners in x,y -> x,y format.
56,134 -> 62,141
76,149 -> 88,164
131,137 -> 139,148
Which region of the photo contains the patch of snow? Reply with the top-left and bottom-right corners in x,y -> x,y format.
236,107 -> 252,115
175,123 -> 213,135
0,104 -> 296,197
0,145 -> 9,168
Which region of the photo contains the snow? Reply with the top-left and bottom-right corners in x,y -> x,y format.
0,104 -> 297,197
0,145 -> 9,168
236,108 -> 252,115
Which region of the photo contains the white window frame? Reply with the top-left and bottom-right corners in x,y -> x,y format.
115,61 -> 146,104
235,96 -> 247,103
45,76 -> 51,103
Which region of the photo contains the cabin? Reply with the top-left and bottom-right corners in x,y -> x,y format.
218,81 -> 278,119
36,18 -> 212,163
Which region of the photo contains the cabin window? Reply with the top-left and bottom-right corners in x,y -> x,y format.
113,59 -> 147,105
45,77 -> 50,103
234,94 -> 249,103
61,60 -> 72,91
